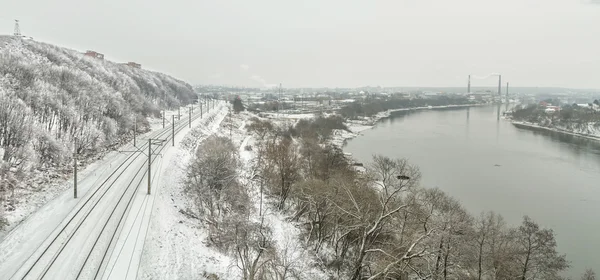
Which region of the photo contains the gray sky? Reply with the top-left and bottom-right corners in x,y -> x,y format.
2,0 -> 599,88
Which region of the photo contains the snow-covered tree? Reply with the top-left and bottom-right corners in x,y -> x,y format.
0,36 -> 197,215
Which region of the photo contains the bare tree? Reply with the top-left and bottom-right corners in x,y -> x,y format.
408,187 -> 473,280
246,117 -> 274,141
231,217 -> 275,280
0,191 -> 7,230
582,269 -> 596,280
331,155 -> 430,280
261,136 -> 300,210
472,211 -> 507,280
266,238 -> 307,280
184,135 -> 248,245
515,216 -> 568,280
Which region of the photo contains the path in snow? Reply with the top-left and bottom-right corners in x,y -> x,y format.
138,104 -> 233,280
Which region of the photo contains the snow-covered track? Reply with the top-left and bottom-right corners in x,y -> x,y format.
6,102 -> 223,280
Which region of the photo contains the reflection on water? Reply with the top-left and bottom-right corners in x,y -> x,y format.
345,105 -> 600,277
383,106 -> 600,158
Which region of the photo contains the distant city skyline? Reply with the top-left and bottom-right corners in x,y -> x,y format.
2,0 -> 599,89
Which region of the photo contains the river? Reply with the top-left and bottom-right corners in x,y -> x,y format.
344,105 -> 600,277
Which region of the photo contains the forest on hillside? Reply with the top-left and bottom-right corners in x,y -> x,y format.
0,37 -> 196,225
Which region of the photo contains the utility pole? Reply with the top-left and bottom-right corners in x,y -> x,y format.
147,138 -> 165,195
73,137 -> 78,199
178,107 -> 181,120
172,115 -> 175,146
279,83 -> 282,113
162,110 -> 165,128
14,20 -> 21,36
133,115 -> 137,147
148,138 -> 151,195
200,102 -> 203,118
189,107 -> 191,128
229,107 -> 232,138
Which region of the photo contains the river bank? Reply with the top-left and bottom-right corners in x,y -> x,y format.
342,105 -> 600,277
511,121 -> 600,141
335,103 -> 487,148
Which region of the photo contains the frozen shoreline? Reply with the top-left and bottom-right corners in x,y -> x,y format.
511,121 -> 600,141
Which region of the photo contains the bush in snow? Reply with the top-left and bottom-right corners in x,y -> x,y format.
184,136 -> 249,244
184,133 -> 283,280
232,96 -> 245,113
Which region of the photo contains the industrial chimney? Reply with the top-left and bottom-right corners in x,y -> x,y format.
467,75 -> 471,94
497,75 -> 502,96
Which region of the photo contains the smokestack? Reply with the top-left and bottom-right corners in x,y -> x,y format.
497,75 -> 502,96
506,82 -> 509,100
467,75 -> 471,94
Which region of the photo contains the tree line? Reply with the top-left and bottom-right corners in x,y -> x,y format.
0,38 -> 196,227
340,96 -> 474,119
183,113 -> 590,279
512,101 -> 600,135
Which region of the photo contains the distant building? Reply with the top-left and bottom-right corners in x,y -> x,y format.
84,50 -> 104,60
126,62 -> 141,69
394,92 -> 412,99
545,106 -> 560,113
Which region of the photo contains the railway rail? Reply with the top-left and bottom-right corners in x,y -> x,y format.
4,101 -> 223,280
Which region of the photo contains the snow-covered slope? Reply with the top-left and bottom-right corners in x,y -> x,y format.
0,35 -> 197,233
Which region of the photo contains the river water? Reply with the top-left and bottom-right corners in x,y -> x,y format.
344,105 -> 600,277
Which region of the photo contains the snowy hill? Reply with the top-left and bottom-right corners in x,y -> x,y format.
0,35 -> 196,228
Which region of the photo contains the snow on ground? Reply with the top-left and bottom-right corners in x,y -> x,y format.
0,150 -> 131,276
138,103 -> 236,280
0,144 -> 123,241
555,122 -> 600,138
140,107 -> 330,279
0,35 -> 13,48
261,112 -> 316,120
101,101 -> 228,280
225,112 -> 330,280
0,101 -> 228,279
147,103 -> 208,131
512,121 -> 600,141
0,103 -> 211,241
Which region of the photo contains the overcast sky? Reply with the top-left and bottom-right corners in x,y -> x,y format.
1,0 -> 599,88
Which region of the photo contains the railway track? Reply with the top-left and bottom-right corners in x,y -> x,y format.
6,101 -> 223,280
